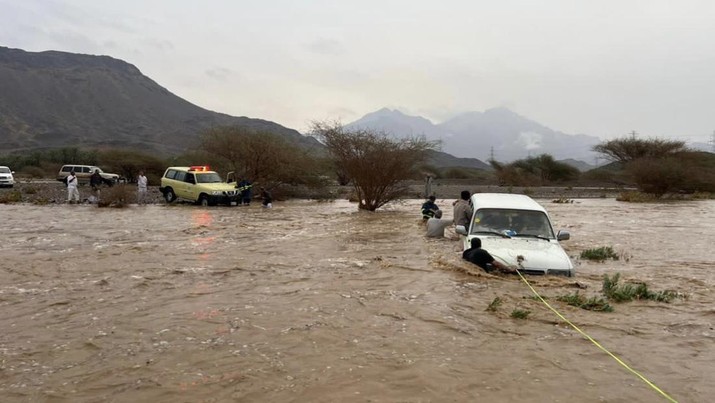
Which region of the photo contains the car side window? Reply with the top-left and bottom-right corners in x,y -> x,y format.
82,167 -> 91,173
174,171 -> 186,182
62,166 -> 72,172
185,173 -> 195,184
165,170 -> 176,179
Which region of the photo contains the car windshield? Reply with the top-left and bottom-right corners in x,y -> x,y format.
0,167 -> 10,173
196,172 -> 223,183
470,208 -> 555,239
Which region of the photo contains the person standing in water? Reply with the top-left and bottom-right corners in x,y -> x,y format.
137,170 -> 148,204
260,187 -> 272,208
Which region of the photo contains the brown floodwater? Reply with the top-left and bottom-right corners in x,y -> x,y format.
0,198 -> 713,402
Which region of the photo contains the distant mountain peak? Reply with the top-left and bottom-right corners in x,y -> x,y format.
349,106 -> 601,163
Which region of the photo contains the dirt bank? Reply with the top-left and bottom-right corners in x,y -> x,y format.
1,179 -> 627,205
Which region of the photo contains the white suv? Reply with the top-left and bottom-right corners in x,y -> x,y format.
456,193 -> 574,276
0,166 -> 15,187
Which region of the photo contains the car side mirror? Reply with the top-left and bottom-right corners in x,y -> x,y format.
455,225 -> 468,235
557,230 -> 570,241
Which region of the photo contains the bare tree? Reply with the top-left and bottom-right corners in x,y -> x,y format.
312,121 -> 436,211
593,137 -> 687,163
200,126 -> 320,186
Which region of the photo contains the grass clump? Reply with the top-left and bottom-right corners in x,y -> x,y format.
97,184 -> 133,208
580,246 -> 619,261
556,292 -> 613,312
602,273 -> 678,303
616,191 -> 660,203
0,191 -> 22,203
510,309 -> 531,319
486,297 -> 503,312
552,197 -> 574,203
691,191 -> 714,200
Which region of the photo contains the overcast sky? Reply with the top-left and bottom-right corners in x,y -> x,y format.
1,0 -> 714,144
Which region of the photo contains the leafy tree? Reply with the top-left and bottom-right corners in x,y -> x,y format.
593,137 -> 687,163
312,121 -> 436,211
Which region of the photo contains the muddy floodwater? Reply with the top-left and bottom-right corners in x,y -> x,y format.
1,198 -> 713,402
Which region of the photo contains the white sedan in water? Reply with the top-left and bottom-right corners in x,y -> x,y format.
456,193 -> 574,276
0,166 -> 15,187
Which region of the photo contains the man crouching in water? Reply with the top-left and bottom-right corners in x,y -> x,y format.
462,238 -> 517,274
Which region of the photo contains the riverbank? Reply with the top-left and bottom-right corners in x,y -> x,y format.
0,179 -> 630,205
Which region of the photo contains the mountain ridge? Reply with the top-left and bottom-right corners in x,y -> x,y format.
0,46 -> 320,155
347,107 -> 602,163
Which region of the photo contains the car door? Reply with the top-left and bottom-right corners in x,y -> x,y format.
184,173 -> 198,201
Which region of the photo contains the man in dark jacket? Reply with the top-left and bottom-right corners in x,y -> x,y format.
237,179 -> 252,205
462,238 -> 516,274
90,169 -> 103,203
421,195 -> 440,220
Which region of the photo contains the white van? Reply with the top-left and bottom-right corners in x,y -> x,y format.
456,193 -> 574,276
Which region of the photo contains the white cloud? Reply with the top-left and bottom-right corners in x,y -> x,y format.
1,0 -> 714,142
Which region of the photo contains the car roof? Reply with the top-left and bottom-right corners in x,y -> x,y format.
470,193 -> 547,213
165,166 -> 217,173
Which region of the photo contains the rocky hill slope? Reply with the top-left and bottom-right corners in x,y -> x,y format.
0,46 -> 319,154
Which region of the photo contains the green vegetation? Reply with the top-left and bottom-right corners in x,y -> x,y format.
0,191 -> 22,203
602,273 -> 678,303
593,138 -> 687,163
490,154 -> 579,186
486,297 -> 503,312
438,166 -> 491,180
593,137 -> 715,198
616,191 -> 661,203
1,147 -> 168,183
556,292 -> 614,312
510,308 -> 531,319
580,246 -> 619,261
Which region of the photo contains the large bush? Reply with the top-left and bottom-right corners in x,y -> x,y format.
627,152 -> 715,196
490,154 -> 579,186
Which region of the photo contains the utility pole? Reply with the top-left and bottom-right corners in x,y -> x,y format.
710,130 -> 715,153
490,146 -> 495,162
629,130 -> 638,140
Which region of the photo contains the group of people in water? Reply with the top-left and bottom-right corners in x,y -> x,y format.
420,190 -> 516,274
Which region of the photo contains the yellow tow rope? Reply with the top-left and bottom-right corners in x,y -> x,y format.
513,267 -> 678,403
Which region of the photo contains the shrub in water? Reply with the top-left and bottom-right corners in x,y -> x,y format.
602,273 -> 678,303
486,297 -> 503,312
580,246 -> 619,261
556,292 -> 613,312
510,309 -> 531,319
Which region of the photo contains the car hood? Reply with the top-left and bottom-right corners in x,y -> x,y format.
466,236 -> 573,272
202,183 -> 241,192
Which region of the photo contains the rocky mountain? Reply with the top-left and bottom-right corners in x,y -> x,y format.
347,107 -> 602,163
0,46 -> 320,155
